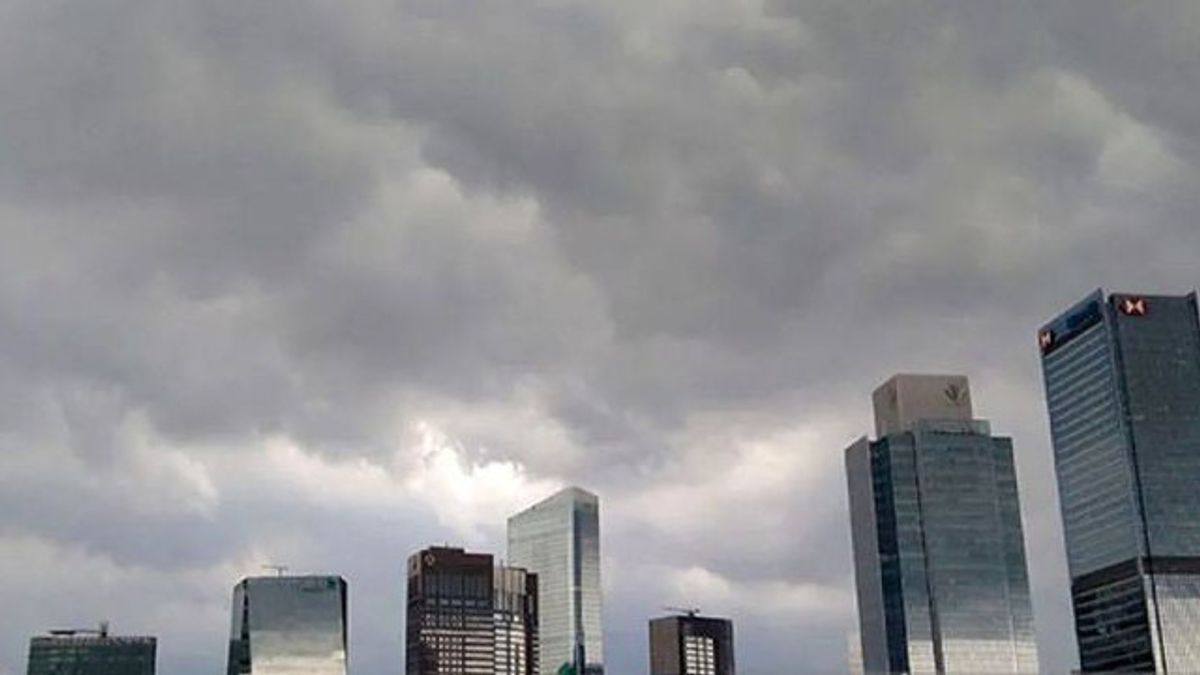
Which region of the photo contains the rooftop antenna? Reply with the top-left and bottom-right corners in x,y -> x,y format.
262,564 -> 289,577
664,606 -> 702,618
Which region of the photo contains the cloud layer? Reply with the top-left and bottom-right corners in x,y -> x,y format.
2,0 -> 1199,673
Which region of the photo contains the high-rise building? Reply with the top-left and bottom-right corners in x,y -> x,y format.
1038,290 -> 1200,672
648,612 -> 735,675
508,487 -> 604,675
27,624 -> 155,675
845,374 -> 1038,674
226,575 -> 348,675
494,566 -> 540,675
405,546 -> 538,675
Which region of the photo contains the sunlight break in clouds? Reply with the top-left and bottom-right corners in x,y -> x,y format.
402,421 -> 562,542
224,423 -> 557,543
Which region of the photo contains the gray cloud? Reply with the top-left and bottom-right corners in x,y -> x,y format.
2,0 -> 1199,673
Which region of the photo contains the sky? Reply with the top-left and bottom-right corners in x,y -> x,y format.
1,0 -> 1199,673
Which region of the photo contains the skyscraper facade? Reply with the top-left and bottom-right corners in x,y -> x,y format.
405,546 -> 538,675
508,487 -> 604,675
1038,290 -> 1200,672
27,625 -> 155,675
648,613 -> 735,675
226,575 -> 349,675
494,566 -> 540,675
846,374 -> 1038,674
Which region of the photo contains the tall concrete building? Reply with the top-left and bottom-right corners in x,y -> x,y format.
226,575 -> 348,675
1038,290 -> 1200,672
648,612 -> 735,675
27,624 -> 155,675
405,546 -> 538,675
846,374 -> 1038,674
508,487 -> 604,675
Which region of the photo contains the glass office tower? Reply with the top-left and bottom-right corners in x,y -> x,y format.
846,375 -> 1038,674
508,487 -> 604,675
226,575 -> 349,675
1038,290 -> 1200,672
648,613 -> 735,675
27,625 -> 155,675
405,546 -> 539,675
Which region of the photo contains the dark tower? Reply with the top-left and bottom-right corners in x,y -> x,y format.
406,546 -> 538,675
27,624 -> 156,675
1039,291 -> 1200,672
648,612 -> 735,675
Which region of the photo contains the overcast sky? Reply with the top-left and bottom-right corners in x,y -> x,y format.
2,0 -> 1199,673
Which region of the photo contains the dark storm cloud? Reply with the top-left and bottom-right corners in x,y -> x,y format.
2,0 -> 1199,673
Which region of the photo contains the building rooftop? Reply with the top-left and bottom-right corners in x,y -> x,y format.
872,374 -> 973,437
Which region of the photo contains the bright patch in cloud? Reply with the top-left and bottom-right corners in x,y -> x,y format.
402,421 -> 561,542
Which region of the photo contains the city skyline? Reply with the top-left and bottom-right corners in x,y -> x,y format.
3,0 -> 1200,672
13,306 -> 1200,673
12,300 -> 1200,675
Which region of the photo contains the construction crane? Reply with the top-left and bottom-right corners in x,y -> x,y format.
663,606 -> 702,618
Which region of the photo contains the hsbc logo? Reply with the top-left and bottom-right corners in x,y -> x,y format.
1119,297 -> 1148,317
1038,329 -> 1055,353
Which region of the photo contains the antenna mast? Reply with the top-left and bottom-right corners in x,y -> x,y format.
262,564 -> 289,577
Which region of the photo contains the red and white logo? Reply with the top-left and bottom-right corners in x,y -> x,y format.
1120,297 -> 1148,316
1038,329 -> 1055,352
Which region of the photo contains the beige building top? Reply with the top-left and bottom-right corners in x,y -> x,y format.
872,374 -> 973,437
